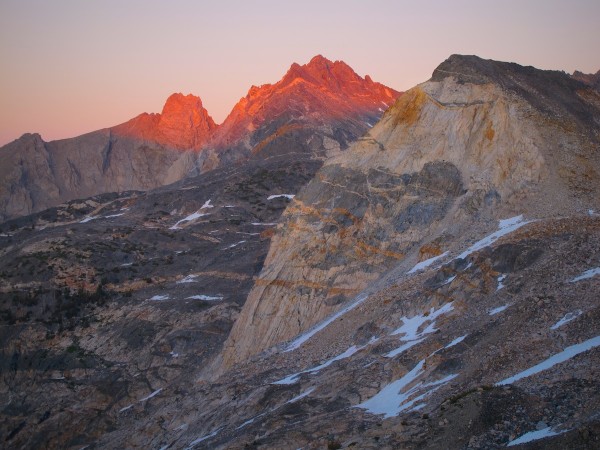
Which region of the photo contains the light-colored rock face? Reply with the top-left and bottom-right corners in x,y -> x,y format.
0,131 -> 199,221
220,59 -> 600,370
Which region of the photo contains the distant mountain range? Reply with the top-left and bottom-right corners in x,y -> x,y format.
0,55 -> 399,222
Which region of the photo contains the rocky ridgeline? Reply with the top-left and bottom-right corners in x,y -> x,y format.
0,56 -> 400,222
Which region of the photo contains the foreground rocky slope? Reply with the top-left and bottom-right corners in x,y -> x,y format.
0,56 -> 399,222
0,151 -> 320,448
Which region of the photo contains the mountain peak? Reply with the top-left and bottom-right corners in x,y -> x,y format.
113,92 -> 216,150
306,54 -> 335,70
161,93 -> 205,116
209,56 -> 401,151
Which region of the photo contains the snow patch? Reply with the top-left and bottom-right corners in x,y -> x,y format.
225,240 -> 246,249
391,303 -> 454,341
139,388 -> 162,402
443,275 -> 457,285
357,358 -> 457,418
497,335 -> 600,385
251,222 -> 277,226
489,304 -> 510,315
551,310 -> 583,330
285,387 -> 315,404
457,215 -> 532,260
284,293 -> 369,352
170,211 -> 210,230
186,427 -> 223,448
274,343 -> 368,385
200,199 -> 214,209
507,427 -> 564,446
149,295 -> 169,301
445,335 -> 467,349
267,194 -> 295,200
385,303 -> 454,358
570,267 -> 600,283
496,274 -> 506,291
79,216 -> 98,223
186,294 -> 223,301
105,213 -> 125,218
177,275 -> 198,284
407,252 -> 449,274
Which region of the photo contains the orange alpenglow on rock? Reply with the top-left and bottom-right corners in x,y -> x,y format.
113,93 -> 216,150
207,55 -> 400,150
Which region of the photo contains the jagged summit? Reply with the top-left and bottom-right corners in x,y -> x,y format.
208,55 -> 400,150
113,92 -> 216,150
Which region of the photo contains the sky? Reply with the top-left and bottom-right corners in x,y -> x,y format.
1,0 -> 599,146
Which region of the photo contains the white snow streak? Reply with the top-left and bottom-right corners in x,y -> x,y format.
177,275 -> 198,284
79,216 -> 98,223
149,295 -> 169,301
497,335 -> 600,385
407,252 -> 449,274
186,295 -> 223,301
139,388 -> 162,402
225,240 -> 246,249
251,222 -> 277,226
186,427 -> 223,448
457,215 -> 532,260
444,335 -> 467,349
170,200 -> 213,229
570,267 -> 600,283
489,304 -> 510,315
285,387 -> 315,404
274,344 -> 366,385
550,310 -> 583,330
507,427 -> 563,446
284,293 -> 369,352
120,387 -> 163,413
443,275 -> 457,285
170,211 -> 210,230
267,194 -> 295,200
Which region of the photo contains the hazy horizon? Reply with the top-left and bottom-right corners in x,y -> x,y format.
1,0 -> 599,146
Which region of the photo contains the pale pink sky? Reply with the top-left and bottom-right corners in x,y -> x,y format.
1,0 -> 598,146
